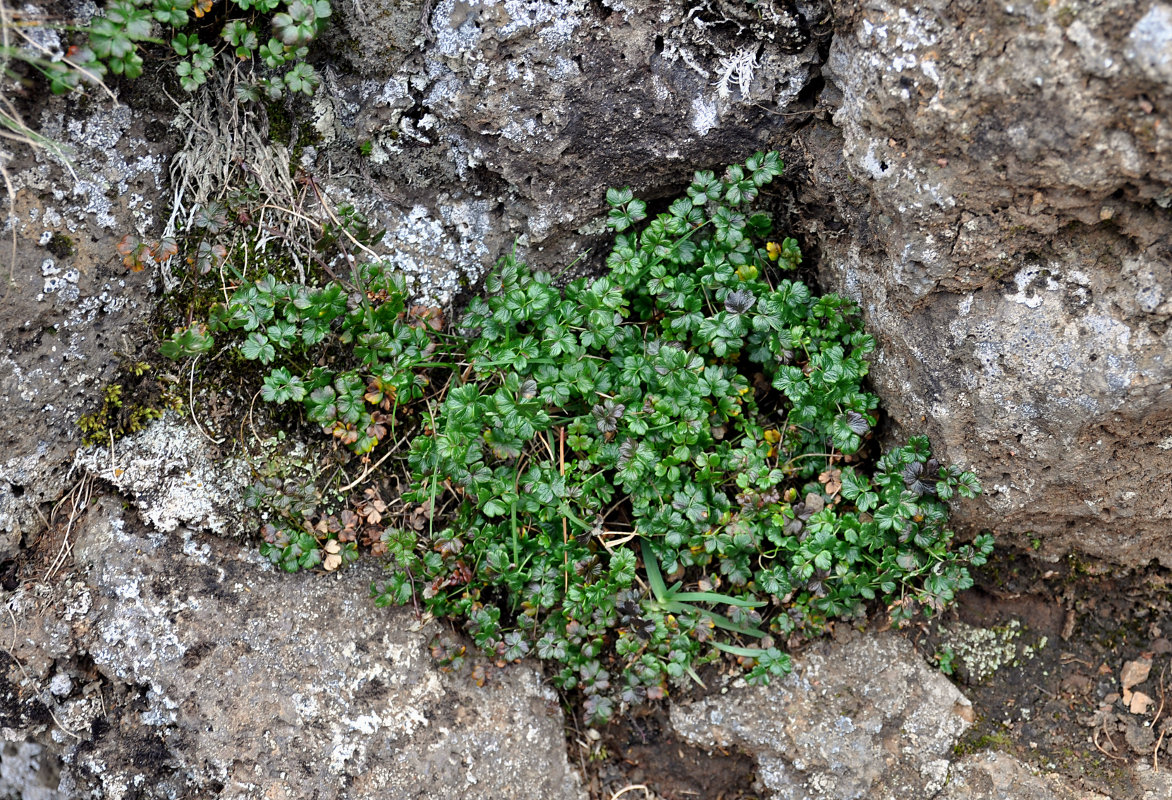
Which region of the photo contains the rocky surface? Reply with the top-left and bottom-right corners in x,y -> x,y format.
2,0 -> 1172,797
669,632 -> 1146,800
0,99 -> 168,564
942,752 -> 1112,800
2,488 -> 585,800
72,412 -> 251,538
311,0 -> 830,301
806,0 -> 1172,561
671,632 -> 974,799
941,754 -> 1172,800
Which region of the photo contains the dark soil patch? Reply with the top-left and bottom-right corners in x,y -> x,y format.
577,704 -> 759,800
911,547 -> 1172,798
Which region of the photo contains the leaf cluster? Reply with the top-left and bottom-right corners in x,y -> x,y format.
206,262 -> 438,455
46,0 -> 329,98
377,152 -> 990,722
157,152 -> 991,723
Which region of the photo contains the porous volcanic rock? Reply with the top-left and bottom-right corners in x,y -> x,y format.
806,0 -> 1172,561
670,631 -> 975,798
0,99 -> 169,563
2,492 -> 585,800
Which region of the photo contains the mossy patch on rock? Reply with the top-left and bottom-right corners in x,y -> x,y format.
77,362 -> 182,447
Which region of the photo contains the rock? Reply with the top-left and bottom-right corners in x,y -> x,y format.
73,412 -> 251,537
1134,762 -> 1172,799
310,0 -> 828,301
0,741 -> 68,800
669,631 -> 974,798
328,0 -> 427,76
0,100 -> 169,562
943,752 -> 1111,800
808,0 -> 1172,561
3,494 -> 585,799
668,633 -> 1142,800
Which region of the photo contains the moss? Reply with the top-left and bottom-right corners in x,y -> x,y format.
952,722 -> 1014,757
985,263 -> 1010,281
264,98 -> 323,168
77,362 -> 182,447
267,101 -> 293,146
47,233 -> 75,259
289,112 -> 322,168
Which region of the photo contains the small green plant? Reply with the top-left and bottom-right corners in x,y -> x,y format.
385,153 -> 987,721
935,644 -> 956,676
158,152 -> 991,723
44,0 -> 329,98
205,262 -> 439,453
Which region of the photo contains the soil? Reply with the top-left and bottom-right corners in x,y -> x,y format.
917,548 -> 1172,799
579,546 -> 1172,800
576,704 -> 759,800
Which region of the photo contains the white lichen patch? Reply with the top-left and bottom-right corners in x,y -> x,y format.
431,0 -> 584,58
1126,4 -> 1172,84
321,183 -> 493,306
714,46 -> 760,100
74,412 -> 251,536
21,102 -> 165,236
938,619 -> 1048,683
690,95 -> 719,137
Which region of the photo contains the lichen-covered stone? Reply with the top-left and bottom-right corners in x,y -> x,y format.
311,0 -> 826,301
810,0 -> 1172,561
0,100 -> 168,562
943,752 -> 1111,800
670,632 -> 974,799
73,412 -> 251,537
4,495 -> 585,799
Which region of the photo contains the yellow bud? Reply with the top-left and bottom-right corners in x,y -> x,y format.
736,263 -> 758,281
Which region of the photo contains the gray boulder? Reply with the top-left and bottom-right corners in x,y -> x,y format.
3,491 -> 584,799
810,0 -> 1172,561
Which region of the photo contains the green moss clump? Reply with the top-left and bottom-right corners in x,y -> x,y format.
47,233 -> 75,259
952,720 -> 1014,757
78,362 -> 182,446
267,102 -> 293,146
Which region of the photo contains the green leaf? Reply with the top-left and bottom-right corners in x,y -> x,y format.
261,367 -> 306,404
606,187 -> 634,207
159,324 -> 213,359
240,333 -> 275,364
483,498 -> 509,517
284,62 -> 320,96
171,32 -> 197,56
